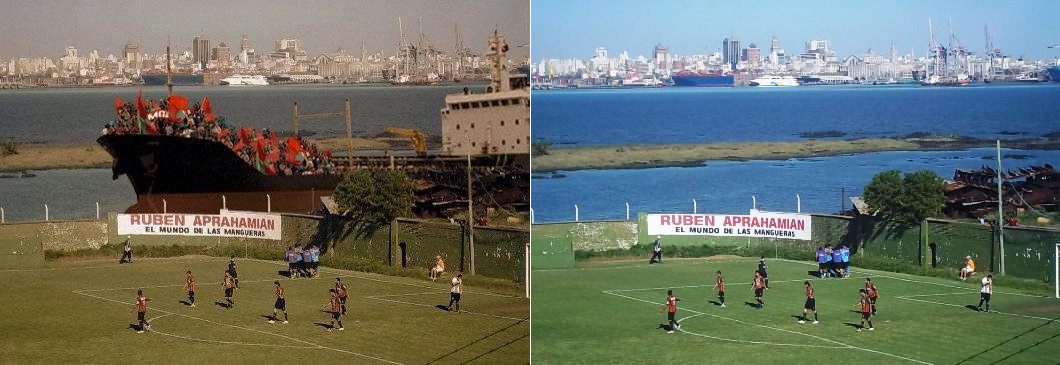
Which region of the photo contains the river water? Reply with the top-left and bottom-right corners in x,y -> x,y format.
530,84 -> 1060,223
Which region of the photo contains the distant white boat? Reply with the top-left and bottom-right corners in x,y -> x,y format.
219,75 -> 269,86
750,75 -> 798,87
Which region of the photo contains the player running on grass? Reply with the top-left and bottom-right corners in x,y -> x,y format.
798,281 -> 818,324
853,289 -> 874,331
713,271 -> 726,308
752,271 -> 766,309
864,278 -> 879,315
977,274 -> 992,312
325,289 -> 344,332
185,270 -> 196,307
661,290 -> 681,333
221,271 -> 236,308
334,278 -> 349,316
134,289 -> 151,333
447,272 -> 463,312
270,281 -> 289,324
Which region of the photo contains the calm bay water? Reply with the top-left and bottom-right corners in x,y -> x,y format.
531,84 -> 1060,223
0,84 -> 481,144
530,148 -> 1060,223
533,84 -> 1060,146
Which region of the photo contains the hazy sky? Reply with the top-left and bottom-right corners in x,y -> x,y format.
532,0 -> 1060,61
0,0 -> 529,59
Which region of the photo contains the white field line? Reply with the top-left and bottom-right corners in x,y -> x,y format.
532,258 -> 759,272
245,257 -> 523,298
0,257 -> 220,272
363,294 -> 527,322
895,295 -> 1060,323
144,313 -> 307,349
606,275 -> 870,293
897,292 -> 975,298
77,273 -> 363,293
602,290 -> 934,365
676,313 -> 835,348
74,290 -> 404,365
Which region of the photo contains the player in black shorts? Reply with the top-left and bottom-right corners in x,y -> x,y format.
757,257 -> 769,289
226,257 -> 239,289
270,281 -> 288,324
798,281 -> 818,324
752,271 -> 766,309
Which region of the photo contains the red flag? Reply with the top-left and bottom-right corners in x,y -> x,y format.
253,139 -> 267,161
167,95 -> 189,123
135,88 -> 147,119
113,97 -> 124,117
285,137 -> 303,165
201,96 -> 216,122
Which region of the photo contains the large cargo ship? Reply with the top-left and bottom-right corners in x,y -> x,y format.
670,72 -> 735,87
100,32 -> 528,217
1048,66 -> 1060,82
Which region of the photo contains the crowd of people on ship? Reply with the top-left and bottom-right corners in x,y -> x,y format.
103,94 -> 336,176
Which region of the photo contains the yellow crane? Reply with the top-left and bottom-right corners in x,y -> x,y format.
385,127 -> 428,157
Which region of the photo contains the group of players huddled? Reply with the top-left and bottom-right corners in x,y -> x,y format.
130,256 -> 466,334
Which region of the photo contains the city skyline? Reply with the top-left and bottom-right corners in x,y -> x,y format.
532,0 -> 1060,61
0,0 -> 529,59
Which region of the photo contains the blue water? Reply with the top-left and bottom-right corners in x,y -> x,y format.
530,148 -> 1060,223
532,84 -> 1060,146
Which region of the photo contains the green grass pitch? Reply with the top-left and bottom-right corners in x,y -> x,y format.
531,256 -> 1060,364
0,256 -> 527,364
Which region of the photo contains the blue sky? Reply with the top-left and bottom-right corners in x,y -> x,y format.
531,0 -> 1060,61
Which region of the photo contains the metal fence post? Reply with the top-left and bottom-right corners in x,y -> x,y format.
693,199 -> 697,214
44,204 -> 49,221
96,202 -> 100,220
752,195 -> 757,210
163,199 -> 167,214
267,194 -> 272,212
1,207 -> 5,223
625,202 -> 630,220
574,205 -> 579,222
222,195 -> 227,210
796,194 -> 801,213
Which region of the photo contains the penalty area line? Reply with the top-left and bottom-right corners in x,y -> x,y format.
73,289 -> 405,365
676,313 -> 835,348
363,295 -> 527,322
894,295 -> 1060,323
602,290 -> 934,365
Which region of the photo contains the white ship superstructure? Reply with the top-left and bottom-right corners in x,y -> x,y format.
219,75 -> 269,86
440,30 -> 530,156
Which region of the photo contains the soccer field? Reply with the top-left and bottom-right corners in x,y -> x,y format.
0,256 -> 528,364
531,256 -> 1060,364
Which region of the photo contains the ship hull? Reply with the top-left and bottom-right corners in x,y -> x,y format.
140,74 -> 204,86
1048,66 -> 1060,82
671,75 -> 734,87
98,134 -> 529,216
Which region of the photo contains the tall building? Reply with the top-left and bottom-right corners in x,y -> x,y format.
653,43 -> 670,70
193,35 -> 210,68
123,43 -> 141,68
745,43 -> 761,69
212,42 -> 231,65
723,37 -> 740,68
769,35 -> 784,65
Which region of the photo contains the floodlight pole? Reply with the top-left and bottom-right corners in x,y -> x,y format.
625,202 -> 630,220
574,204 -> 579,222
997,140 -> 1005,276
693,199 -> 697,214
796,194 -> 801,213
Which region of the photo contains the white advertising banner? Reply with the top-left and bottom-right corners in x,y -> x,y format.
117,212 -> 282,240
646,211 -> 812,240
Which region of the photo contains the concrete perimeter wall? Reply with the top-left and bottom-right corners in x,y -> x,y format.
0,214 -> 528,281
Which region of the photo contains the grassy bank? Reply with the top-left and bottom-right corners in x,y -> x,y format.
0,143 -> 111,172
531,135 -> 1060,172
